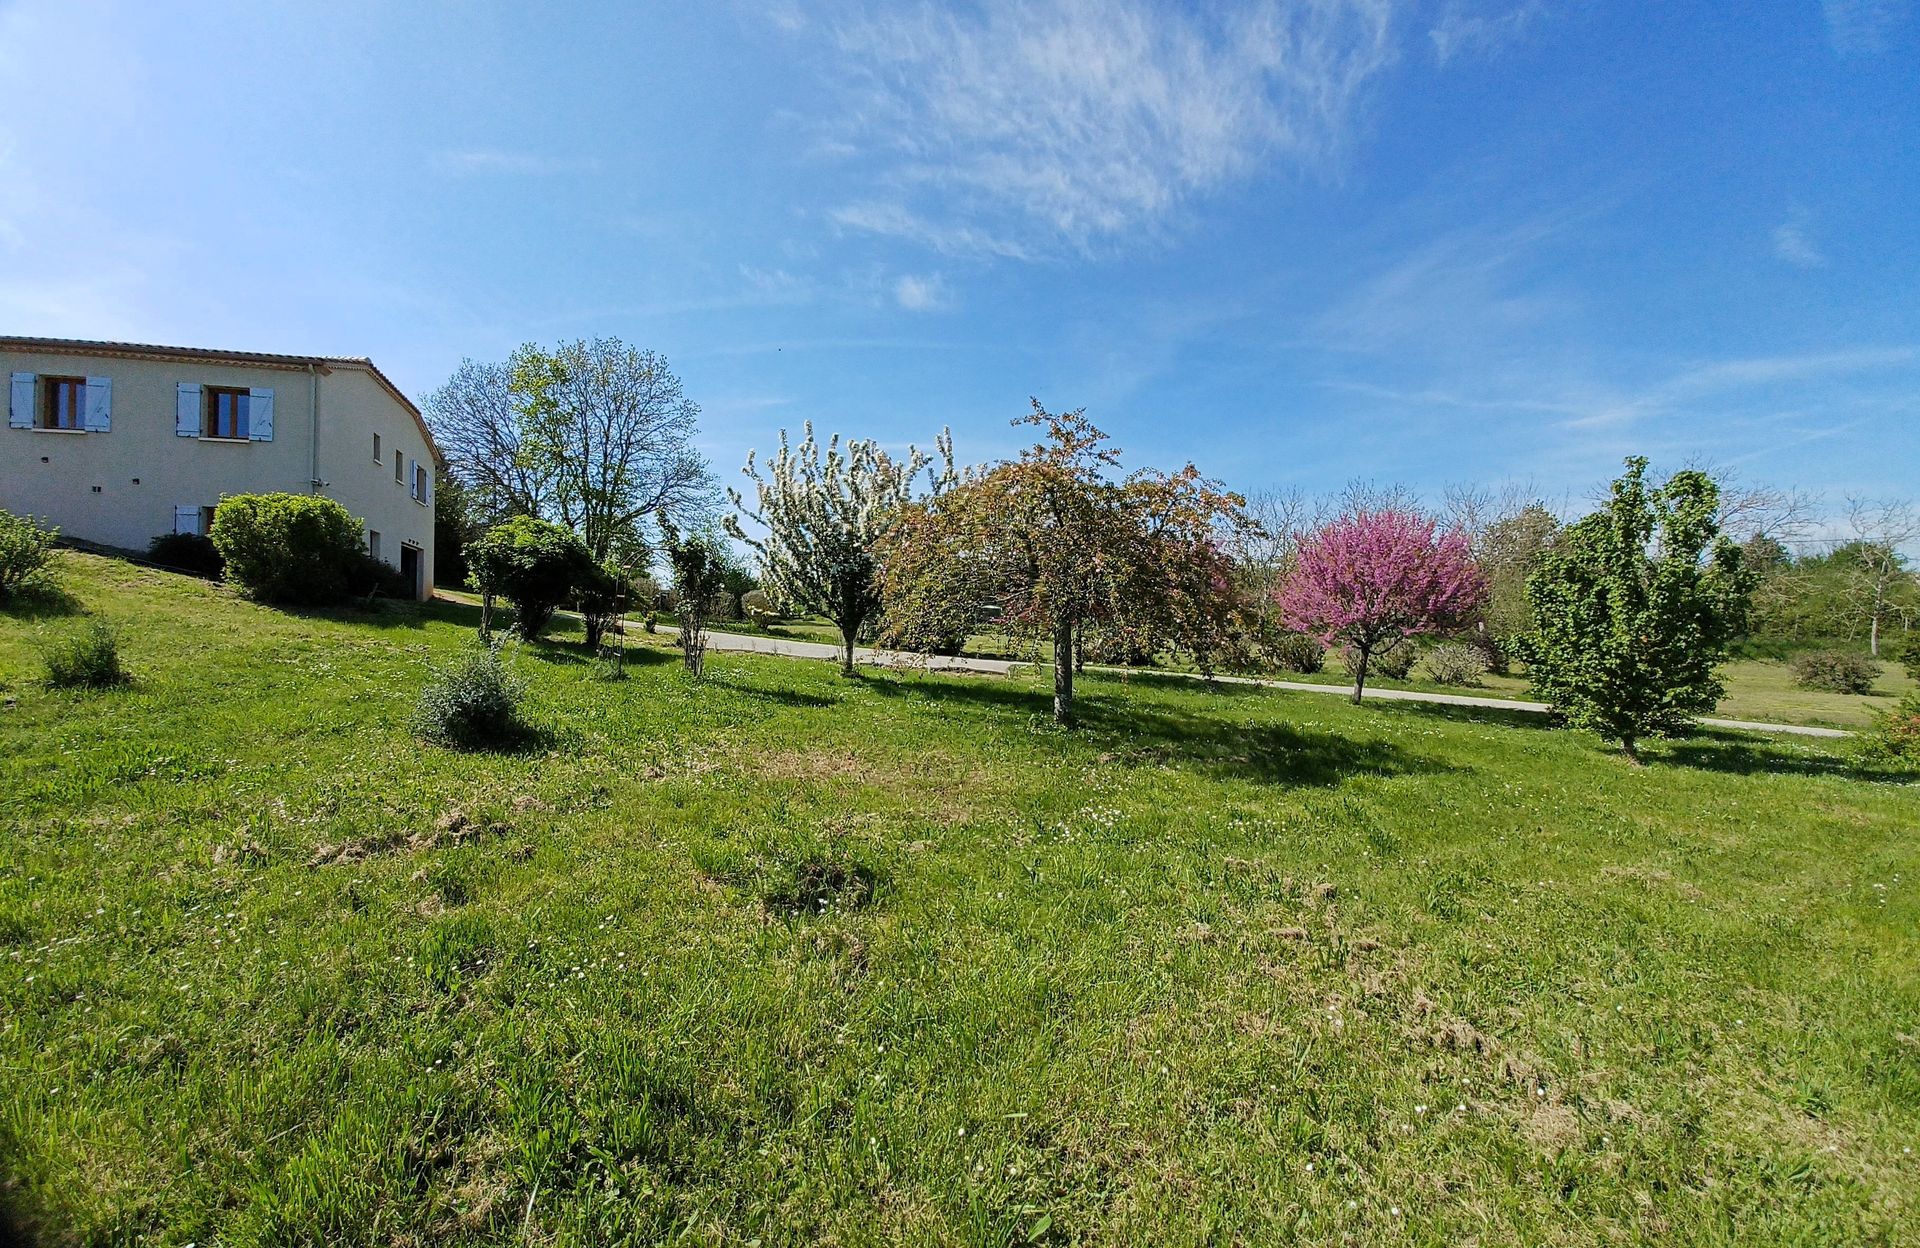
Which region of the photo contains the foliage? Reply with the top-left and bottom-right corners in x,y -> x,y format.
1474,502 -> 1561,670
1422,641 -> 1489,687
465,516 -> 597,640
508,338 -> 717,561
1899,635 -> 1920,683
1278,509 -> 1486,703
431,466 -> 478,588
574,560 -> 630,651
1790,648 -> 1880,694
146,531 -> 223,578
1342,641 -> 1417,681
43,620 -> 127,688
0,510 -> 60,600
879,402 -> 1255,724
1517,458 -> 1755,760
741,589 -> 780,627
666,527 -> 731,679
1860,690 -> 1920,766
410,639 -> 529,750
727,423 -> 939,675
1263,631 -> 1326,674
209,494 -> 371,606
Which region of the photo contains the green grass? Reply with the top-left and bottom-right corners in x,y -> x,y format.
3,552 -> 1918,1245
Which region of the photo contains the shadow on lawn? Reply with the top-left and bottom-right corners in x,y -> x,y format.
1657,734 -> 1912,783
0,581 -> 84,621
867,673 -> 1448,788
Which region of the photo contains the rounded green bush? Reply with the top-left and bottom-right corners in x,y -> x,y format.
44,620 -> 127,689
1790,648 -> 1879,695
209,494 -> 370,605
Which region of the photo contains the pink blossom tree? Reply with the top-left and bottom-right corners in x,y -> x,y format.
1278,509 -> 1488,703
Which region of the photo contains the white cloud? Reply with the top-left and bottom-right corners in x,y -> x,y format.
1822,0 -> 1911,56
428,149 -> 601,177
892,273 -> 948,311
1428,1 -> 1546,67
1771,220 -> 1826,268
810,0 -> 1397,256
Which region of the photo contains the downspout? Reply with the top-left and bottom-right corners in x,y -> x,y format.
307,363 -> 321,493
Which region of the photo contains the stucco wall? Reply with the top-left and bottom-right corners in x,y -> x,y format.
1,346 -> 435,599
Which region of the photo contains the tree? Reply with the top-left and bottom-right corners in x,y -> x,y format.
725,423 -> 941,676
510,339 -> 717,562
574,560 -> 629,652
1475,502 -> 1562,666
878,402 -> 1253,726
1516,458 -> 1755,762
664,527 -> 730,679
432,466 -> 479,588
424,358 -> 554,523
466,516 -> 596,641
1840,498 -> 1919,656
1276,509 -> 1486,704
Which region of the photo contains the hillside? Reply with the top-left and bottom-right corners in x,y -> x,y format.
2,553 -> 1917,1245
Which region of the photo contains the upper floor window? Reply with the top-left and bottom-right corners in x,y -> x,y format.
373,432 -> 382,463
394,449 -> 403,481
41,376 -> 84,430
205,386 -> 250,439
414,462 -> 429,504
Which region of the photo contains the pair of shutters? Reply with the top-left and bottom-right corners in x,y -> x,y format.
9,373 -> 113,431
407,457 -> 428,505
174,383 -> 274,441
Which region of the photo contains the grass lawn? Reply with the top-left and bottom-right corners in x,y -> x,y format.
4,553 -> 1918,1245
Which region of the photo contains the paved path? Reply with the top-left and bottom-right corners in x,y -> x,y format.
676,625 -> 1851,739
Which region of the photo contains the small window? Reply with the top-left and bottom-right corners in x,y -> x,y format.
40,376 -> 84,430
394,449 -> 403,481
204,387 -> 250,439
372,432 -> 382,463
414,462 -> 429,504
368,529 -> 382,561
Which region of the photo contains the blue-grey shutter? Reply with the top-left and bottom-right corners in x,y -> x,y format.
174,505 -> 200,536
83,376 -> 112,432
176,383 -> 201,437
408,456 -> 419,501
9,372 -> 33,429
248,388 -> 274,441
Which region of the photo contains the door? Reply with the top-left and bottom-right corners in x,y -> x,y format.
400,544 -> 421,600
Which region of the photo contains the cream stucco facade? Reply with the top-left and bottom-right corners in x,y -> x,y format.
2,338 -> 437,599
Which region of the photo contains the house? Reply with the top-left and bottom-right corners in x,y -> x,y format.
2,337 -> 438,600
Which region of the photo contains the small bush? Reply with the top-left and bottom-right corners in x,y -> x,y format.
574,561 -> 629,649
742,589 -> 781,627
0,511 -> 59,599
1265,632 -> 1326,674
210,494 -> 370,605
1345,643 -> 1417,681
1791,648 -> 1879,694
44,621 -> 128,688
147,531 -> 225,578
1422,642 -> 1489,687
1897,636 -> 1920,683
1861,691 -> 1920,767
412,642 -> 529,750
467,516 -> 596,640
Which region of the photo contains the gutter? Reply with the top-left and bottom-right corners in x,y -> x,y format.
308,363 -> 322,491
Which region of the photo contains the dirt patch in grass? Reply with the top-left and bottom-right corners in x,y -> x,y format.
765,855 -> 879,916
307,807 -> 511,866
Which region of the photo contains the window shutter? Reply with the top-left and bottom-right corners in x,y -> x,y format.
176,383 -> 202,437
418,463 -> 430,507
174,505 -> 200,536
248,388 -> 274,441
408,457 -> 419,500
8,372 -> 33,429
83,376 -> 112,432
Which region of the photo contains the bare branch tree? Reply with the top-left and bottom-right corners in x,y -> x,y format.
424,358 -> 554,523
1842,496 -> 1920,655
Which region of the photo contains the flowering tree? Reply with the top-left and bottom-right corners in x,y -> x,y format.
1278,509 -> 1486,704
725,423 -> 945,676
879,402 -> 1255,726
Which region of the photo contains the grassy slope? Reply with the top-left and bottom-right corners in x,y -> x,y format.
3,553 -> 1917,1246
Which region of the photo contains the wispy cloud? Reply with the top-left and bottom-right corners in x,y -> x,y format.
1771,219 -> 1826,268
428,149 -> 602,177
1822,0 -> 1911,56
803,0 -> 1397,257
892,273 -> 949,311
1428,1 -> 1547,67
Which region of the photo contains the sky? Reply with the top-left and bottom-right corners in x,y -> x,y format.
1,0 -> 1915,530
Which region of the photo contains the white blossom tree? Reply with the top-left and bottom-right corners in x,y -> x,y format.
726,424 -> 947,676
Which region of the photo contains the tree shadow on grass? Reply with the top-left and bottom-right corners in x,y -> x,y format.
0,581 -> 84,621
707,675 -> 840,709
865,672 -> 1450,788
1388,698 -> 1559,733
1656,734 -> 1912,784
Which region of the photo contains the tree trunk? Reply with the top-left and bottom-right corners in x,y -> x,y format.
840,626 -> 858,677
480,593 -> 493,638
1350,645 -> 1369,705
1620,733 -> 1643,766
1054,619 -> 1075,726
1871,611 -> 1881,657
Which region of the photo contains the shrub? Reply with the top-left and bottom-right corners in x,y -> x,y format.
412,641 -> 529,749
44,620 -> 127,688
1861,691 -> 1920,767
574,561 -> 628,650
1790,648 -> 1879,695
742,589 -> 781,627
0,511 -> 59,599
466,516 -> 595,640
1345,642 -> 1416,681
209,494 -> 370,605
1897,635 -> 1920,683
1264,632 -> 1325,674
147,531 -> 224,578
1422,641 -> 1489,687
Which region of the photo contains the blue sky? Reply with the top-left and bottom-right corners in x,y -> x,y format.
1,0 -> 1914,523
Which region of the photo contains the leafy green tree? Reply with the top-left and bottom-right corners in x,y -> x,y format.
466,516 -> 596,640
432,466 -> 478,588
664,526 -> 731,679
1476,502 -> 1561,666
1517,458 -> 1755,762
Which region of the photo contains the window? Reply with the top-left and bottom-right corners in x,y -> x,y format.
394,449 -> 403,481
372,432 -> 382,463
204,386 -> 250,439
414,462 -> 429,505
200,506 -> 217,535
368,529 -> 382,561
39,376 -> 84,430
